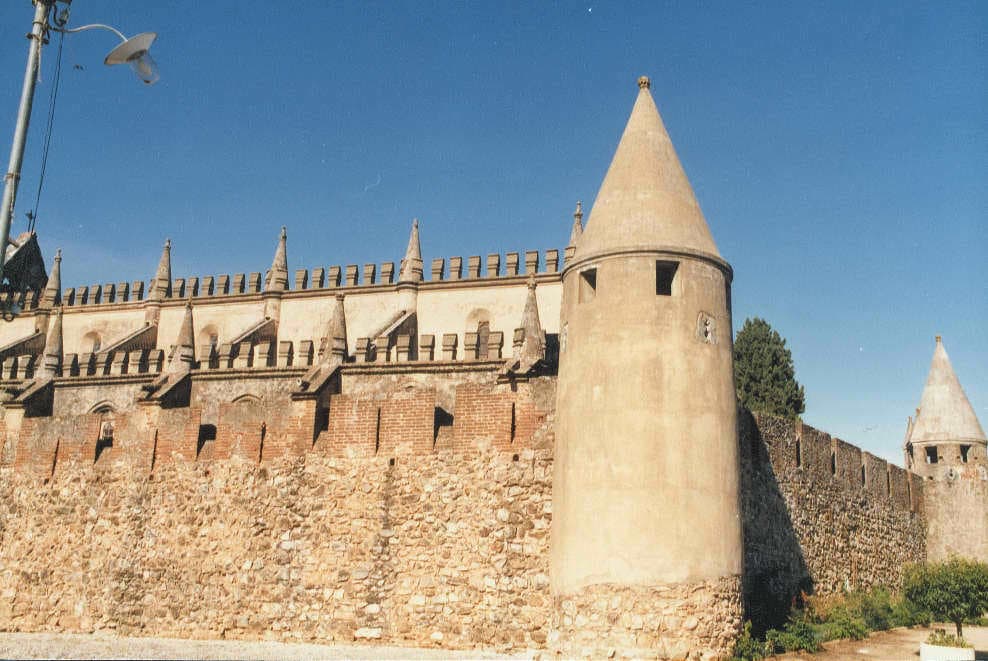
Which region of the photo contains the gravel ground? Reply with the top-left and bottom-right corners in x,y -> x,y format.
774,625 -> 988,661
0,632 -> 538,660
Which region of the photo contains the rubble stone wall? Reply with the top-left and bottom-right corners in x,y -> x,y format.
740,411 -> 926,632
0,391 -> 932,657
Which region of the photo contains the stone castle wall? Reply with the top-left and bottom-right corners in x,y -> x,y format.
740,411 -> 926,632
0,376 -> 557,651
0,394 -> 929,656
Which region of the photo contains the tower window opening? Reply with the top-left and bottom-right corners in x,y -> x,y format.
925,446 -> 938,464
197,424 -> 217,458
95,420 -> 114,463
860,464 -> 866,486
960,444 -> 971,463
830,451 -> 836,476
655,261 -> 679,296
795,439 -> 802,467
578,268 -> 597,303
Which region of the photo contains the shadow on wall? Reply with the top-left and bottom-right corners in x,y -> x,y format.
738,407 -> 813,635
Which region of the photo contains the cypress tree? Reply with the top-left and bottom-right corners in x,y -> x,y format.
734,317 -> 806,418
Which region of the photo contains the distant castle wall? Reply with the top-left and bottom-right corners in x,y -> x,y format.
0,387 -> 928,651
740,411 -> 926,632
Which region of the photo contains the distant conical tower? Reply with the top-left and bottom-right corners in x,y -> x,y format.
906,336 -> 987,475
552,77 -> 741,656
907,337 -> 988,562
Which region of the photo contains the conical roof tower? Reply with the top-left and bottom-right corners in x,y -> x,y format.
909,337 -> 986,445
553,77 -> 741,656
577,76 -> 719,261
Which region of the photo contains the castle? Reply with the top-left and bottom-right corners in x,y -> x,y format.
0,77 -> 984,659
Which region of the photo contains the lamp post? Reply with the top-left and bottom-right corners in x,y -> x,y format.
0,0 -> 158,300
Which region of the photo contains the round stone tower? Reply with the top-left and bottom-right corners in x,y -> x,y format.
904,336 -> 988,561
552,77 -> 742,655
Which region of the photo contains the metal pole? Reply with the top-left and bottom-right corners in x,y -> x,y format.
0,1 -> 51,286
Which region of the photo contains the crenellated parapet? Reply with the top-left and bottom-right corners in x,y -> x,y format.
48,249 -> 562,311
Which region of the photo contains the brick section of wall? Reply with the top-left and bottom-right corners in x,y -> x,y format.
320,390 -> 435,457
321,395 -> 379,456
452,384 -> 512,451
213,399 -> 297,462
378,390 -> 435,455
154,408 -> 202,465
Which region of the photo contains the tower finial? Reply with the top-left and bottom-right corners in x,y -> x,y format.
398,218 -> 423,283
41,247 -> 63,307
638,75 -> 651,90
265,225 -> 289,291
565,201 -> 584,263
149,238 -> 173,302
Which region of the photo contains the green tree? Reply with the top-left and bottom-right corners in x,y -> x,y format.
902,558 -> 988,637
734,318 -> 805,418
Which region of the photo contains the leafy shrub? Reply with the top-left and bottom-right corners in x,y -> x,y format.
926,628 -> 972,648
820,604 -> 870,641
730,621 -> 770,661
903,558 -> 988,637
890,593 -> 930,627
848,588 -> 894,631
765,619 -> 821,653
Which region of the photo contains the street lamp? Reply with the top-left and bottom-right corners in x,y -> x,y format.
0,1 -> 158,314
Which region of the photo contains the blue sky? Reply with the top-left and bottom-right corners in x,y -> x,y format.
0,1 -> 984,463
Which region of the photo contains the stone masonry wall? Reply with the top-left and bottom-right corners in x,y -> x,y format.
0,385 -> 931,658
0,376 -> 556,653
924,464 -> 988,562
740,411 -> 926,633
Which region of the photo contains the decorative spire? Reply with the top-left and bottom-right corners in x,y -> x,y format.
265,226 -> 289,291
576,76 -> 720,261
908,337 -> 986,445
167,300 -> 195,372
519,276 -> 544,361
40,248 -> 62,307
565,202 -> 584,262
398,218 -> 423,283
322,294 -> 348,359
149,238 -> 172,301
39,306 -> 63,377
